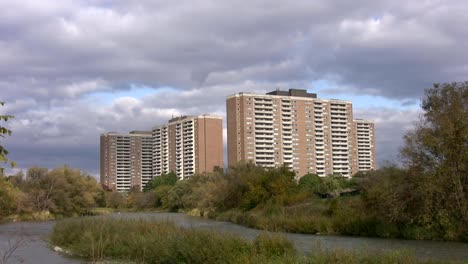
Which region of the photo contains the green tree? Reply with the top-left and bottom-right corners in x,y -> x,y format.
0,177 -> 21,218
143,171 -> 178,191
401,82 -> 468,226
298,173 -> 322,194
0,102 -> 15,175
165,180 -> 192,211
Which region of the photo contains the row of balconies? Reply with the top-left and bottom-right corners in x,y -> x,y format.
255,119 -> 274,124
331,126 -> 348,130
255,138 -> 274,143
332,146 -> 349,150
255,111 -> 274,116
330,120 -> 348,125
358,147 -> 372,151
357,139 -> 372,143
254,123 -> 273,128
255,143 -> 274,147
332,140 -> 348,146
331,131 -> 347,135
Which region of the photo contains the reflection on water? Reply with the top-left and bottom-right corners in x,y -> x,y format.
1,212 -> 467,263
0,221 -> 81,264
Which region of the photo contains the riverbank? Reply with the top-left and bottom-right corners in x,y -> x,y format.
1,211 -> 56,223
208,199 -> 336,235
0,208 -> 117,224
0,207 -> 168,224
187,197 -> 437,240
49,217 -> 439,264
139,165 -> 467,243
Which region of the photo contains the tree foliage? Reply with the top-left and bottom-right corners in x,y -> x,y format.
359,82 -> 468,240
401,82 -> 468,225
143,171 -> 178,191
0,177 -> 24,217
20,166 -> 102,215
0,102 -> 15,175
1,166 -> 103,219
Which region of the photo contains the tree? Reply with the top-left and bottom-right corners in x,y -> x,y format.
23,166 -> 102,215
0,102 -> 15,175
105,191 -> 125,209
298,173 -> 322,193
401,82 -> 468,227
143,172 -> 178,191
0,177 -> 21,218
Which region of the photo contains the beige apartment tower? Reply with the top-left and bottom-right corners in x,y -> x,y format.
100,131 -> 153,192
227,89 -> 376,177
352,119 -> 376,172
152,115 -> 224,179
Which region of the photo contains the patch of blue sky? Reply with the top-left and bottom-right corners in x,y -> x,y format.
86,85 -> 176,105
307,80 -> 419,110
372,16 -> 382,22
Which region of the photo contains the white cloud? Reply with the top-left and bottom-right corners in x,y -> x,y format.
61,79 -> 109,97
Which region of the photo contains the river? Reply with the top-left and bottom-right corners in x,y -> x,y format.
0,212 -> 467,263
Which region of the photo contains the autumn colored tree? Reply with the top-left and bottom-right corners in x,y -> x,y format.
401,82 -> 468,225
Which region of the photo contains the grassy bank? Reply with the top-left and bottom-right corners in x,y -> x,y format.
0,208 -> 117,224
49,217 -> 437,264
213,196 -> 339,234
213,197 -> 459,241
0,211 -> 56,223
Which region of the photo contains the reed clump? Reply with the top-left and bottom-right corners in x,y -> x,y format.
50,217 -> 436,264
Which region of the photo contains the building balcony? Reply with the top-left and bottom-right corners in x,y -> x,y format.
254,119 -> 274,124
256,138 -> 274,143
255,135 -> 274,140
254,123 -> 273,129
255,142 -> 274,147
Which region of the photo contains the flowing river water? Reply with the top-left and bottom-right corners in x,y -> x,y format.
0,212 -> 467,263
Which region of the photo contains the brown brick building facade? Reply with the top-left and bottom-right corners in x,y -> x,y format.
226,89 -> 376,177
100,131 -> 153,192
152,115 -> 223,179
101,115 -> 223,192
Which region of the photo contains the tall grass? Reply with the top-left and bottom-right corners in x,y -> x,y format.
50,217 -> 295,263
308,248 -> 425,264
49,217 -> 437,264
216,198 -> 335,234
216,196 -> 435,241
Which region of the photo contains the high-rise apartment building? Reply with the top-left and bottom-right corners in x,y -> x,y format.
100,115 -> 223,192
152,115 -> 224,179
352,119 -> 376,172
100,131 -> 153,192
226,89 -> 376,177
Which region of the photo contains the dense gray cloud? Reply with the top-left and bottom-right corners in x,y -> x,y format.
1,0 -> 465,175
353,107 -> 421,164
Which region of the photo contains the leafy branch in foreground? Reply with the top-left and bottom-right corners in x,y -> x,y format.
0,101 -> 15,175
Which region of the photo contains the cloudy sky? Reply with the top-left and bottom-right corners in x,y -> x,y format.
1,0 -> 466,177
